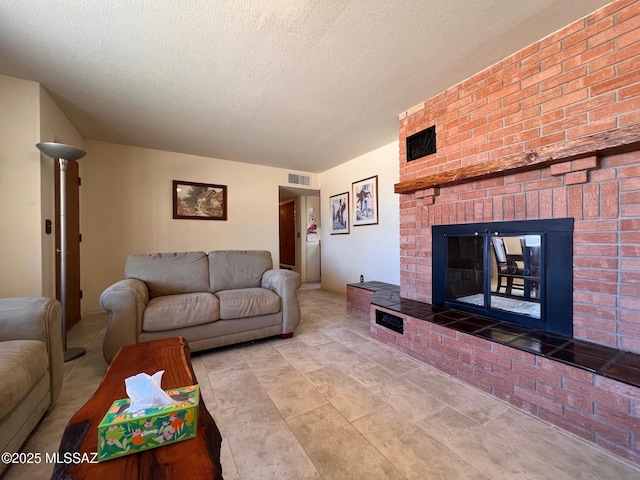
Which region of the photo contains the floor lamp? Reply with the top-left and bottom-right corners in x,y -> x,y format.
36,142 -> 87,362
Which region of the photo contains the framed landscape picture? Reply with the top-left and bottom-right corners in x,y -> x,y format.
329,192 -> 349,234
173,180 -> 227,220
352,175 -> 378,226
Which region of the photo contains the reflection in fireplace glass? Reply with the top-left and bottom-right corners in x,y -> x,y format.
447,236 -> 484,305
490,235 -> 540,318
448,235 -> 541,320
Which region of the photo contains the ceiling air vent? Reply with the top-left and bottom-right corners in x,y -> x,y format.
288,174 -> 310,186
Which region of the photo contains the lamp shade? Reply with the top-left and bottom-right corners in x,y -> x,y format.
36,142 -> 86,161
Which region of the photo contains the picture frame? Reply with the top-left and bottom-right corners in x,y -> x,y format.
352,175 -> 378,226
173,180 -> 227,220
329,192 -> 349,234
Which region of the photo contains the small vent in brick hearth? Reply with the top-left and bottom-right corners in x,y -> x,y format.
375,309 -> 403,334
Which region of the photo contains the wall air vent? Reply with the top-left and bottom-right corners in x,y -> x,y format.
288,174 -> 310,186
406,125 -> 436,161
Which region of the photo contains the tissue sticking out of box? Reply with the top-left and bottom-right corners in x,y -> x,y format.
124,370 -> 177,413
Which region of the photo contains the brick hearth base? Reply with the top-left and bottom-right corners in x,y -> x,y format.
347,282 -> 640,465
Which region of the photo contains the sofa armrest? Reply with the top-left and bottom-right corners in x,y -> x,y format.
261,269 -> 301,334
100,279 -> 149,363
0,297 -> 64,405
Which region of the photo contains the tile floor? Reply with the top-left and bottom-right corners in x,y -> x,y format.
4,285 -> 640,479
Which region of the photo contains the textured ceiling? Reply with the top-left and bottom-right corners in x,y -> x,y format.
0,0 -> 611,172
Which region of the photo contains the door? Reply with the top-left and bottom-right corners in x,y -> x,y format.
279,201 -> 296,266
55,159 -> 82,331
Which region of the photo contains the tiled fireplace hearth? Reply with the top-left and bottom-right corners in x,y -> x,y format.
367,0 -> 640,465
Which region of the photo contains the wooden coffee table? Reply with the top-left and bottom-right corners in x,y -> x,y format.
51,337 -> 223,479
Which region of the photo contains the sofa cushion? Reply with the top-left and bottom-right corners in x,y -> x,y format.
0,340 -> 49,420
142,293 -> 220,332
126,251 -> 210,298
209,250 -> 273,293
216,288 -> 281,320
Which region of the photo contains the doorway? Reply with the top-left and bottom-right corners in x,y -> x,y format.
278,186 -> 321,282
279,200 -> 296,267
54,159 -> 82,331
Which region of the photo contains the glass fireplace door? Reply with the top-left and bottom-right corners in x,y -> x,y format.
446,235 -> 485,306
433,219 -> 573,337
490,234 -> 541,318
446,233 -> 542,320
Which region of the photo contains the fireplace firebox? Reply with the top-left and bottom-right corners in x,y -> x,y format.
432,219 -> 573,337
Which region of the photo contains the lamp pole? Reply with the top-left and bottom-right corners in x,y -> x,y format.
36,142 -> 87,362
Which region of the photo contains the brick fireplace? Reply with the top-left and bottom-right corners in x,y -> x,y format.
367,0 -> 640,466
397,0 -> 640,354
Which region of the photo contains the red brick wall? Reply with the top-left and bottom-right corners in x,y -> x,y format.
346,285 -> 374,314
398,0 -> 640,353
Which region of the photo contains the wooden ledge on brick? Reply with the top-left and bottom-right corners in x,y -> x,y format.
565,170 -> 589,185
551,156 -> 600,178
549,161 -> 573,176
415,187 -> 439,199
395,123 -> 640,194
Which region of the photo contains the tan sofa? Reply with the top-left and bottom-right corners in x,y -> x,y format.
100,250 -> 302,363
0,297 -> 64,475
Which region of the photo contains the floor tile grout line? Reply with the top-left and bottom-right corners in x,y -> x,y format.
280,306 -> 420,478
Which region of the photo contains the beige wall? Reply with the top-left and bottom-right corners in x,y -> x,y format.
0,75 -> 83,298
319,141 -> 400,295
0,75 -> 42,296
1,73 -> 397,312
80,140 -> 317,313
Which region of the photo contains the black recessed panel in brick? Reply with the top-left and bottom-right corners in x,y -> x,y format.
375,309 -> 403,334
406,125 -> 436,161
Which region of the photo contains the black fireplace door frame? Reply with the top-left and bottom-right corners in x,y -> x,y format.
432,218 -> 574,337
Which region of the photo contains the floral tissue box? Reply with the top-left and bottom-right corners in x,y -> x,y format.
97,384 -> 199,462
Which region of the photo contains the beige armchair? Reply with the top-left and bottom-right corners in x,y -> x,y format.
0,297 -> 64,474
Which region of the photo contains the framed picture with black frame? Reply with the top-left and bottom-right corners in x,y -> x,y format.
329,192 -> 349,234
352,175 -> 378,226
173,180 -> 227,220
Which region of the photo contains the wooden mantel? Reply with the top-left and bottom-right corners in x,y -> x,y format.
395,123 -> 640,194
